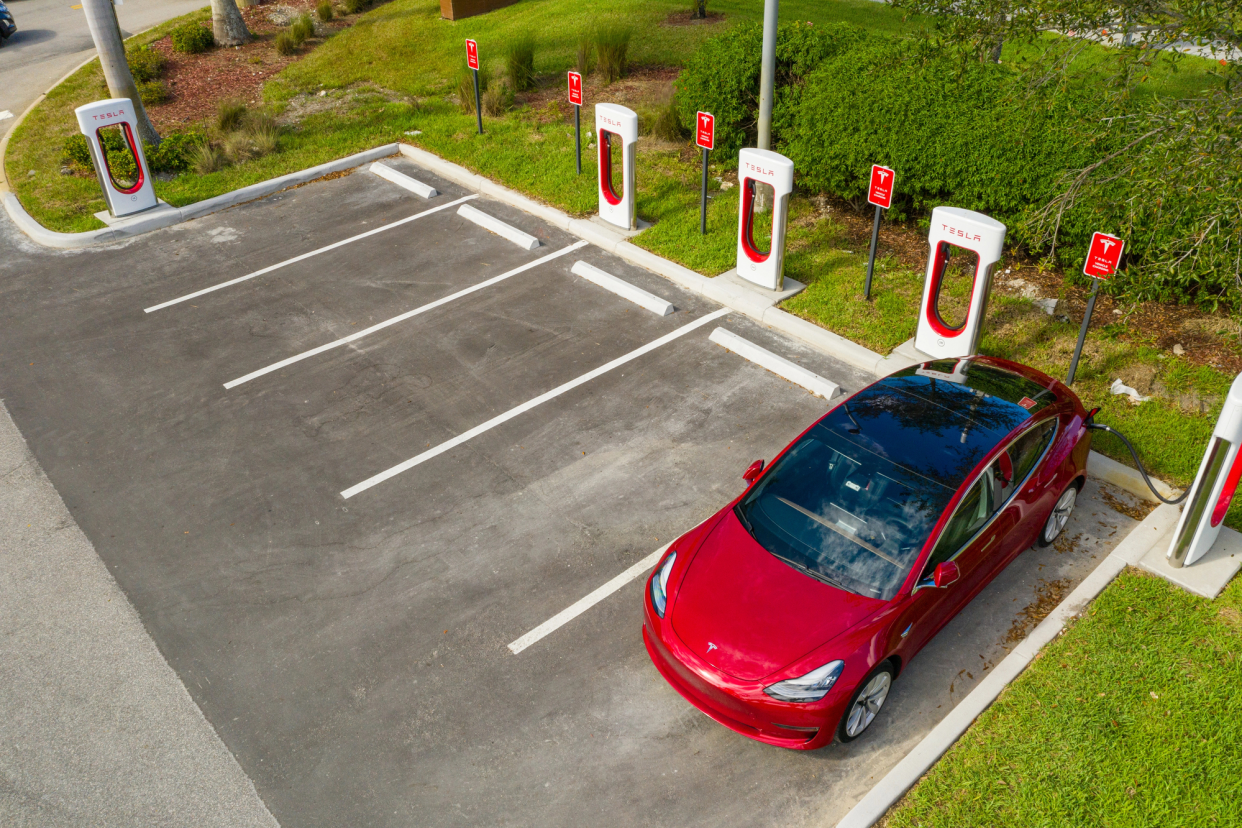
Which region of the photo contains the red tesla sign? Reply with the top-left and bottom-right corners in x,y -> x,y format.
466,39 -> 479,71
868,165 -> 895,209
696,111 -> 714,151
568,71 -> 583,106
1084,232 -> 1124,279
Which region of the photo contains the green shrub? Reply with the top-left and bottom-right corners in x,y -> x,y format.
137,79 -> 170,106
274,30 -> 299,56
192,142 -> 226,174
290,14 -> 315,45
482,79 -> 514,116
316,0 -> 333,22
594,22 -> 632,84
146,131 -> 202,173
576,28 -> 594,75
216,99 -> 248,133
341,0 -> 368,14
650,99 -> 684,142
505,33 -> 536,92
783,39 -> 1107,226
126,44 -> 166,83
675,21 -> 869,161
170,22 -> 214,54
61,134 -> 93,167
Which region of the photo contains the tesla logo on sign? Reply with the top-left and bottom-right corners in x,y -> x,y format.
567,71 -> 583,106
868,164 -> 895,209
696,111 -> 714,150
706,642 -> 718,653
465,39 -> 479,70
1084,232 -> 1125,280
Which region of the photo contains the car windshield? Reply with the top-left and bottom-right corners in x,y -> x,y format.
735,423 -> 954,601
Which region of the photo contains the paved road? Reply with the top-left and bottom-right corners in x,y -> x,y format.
0,0 -> 205,140
0,155 -> 1147,827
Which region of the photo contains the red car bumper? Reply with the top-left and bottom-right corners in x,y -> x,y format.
643,604 -> 851,751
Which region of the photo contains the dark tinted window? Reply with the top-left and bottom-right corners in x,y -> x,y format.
921,476 -> 992,580
735,423 -> 954,601
1009,420 -> 1057,484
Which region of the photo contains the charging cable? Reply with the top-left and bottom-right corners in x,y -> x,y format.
1086,422 -> 1189,505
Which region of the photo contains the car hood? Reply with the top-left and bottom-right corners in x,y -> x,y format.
671,510 -> 884,681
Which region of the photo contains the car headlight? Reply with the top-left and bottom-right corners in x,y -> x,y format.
650,551 -> 676,618
763,660 -> 845,703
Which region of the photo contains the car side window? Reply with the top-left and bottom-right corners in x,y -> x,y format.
921,477 -> 991,580
1008,420 -> 1057,487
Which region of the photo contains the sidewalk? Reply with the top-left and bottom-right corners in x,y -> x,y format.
0,400 -> 277,828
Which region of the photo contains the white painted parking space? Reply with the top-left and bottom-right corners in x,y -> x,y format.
571,260 -> 675,316
223,241 -> 588,389
142,194 -> 477,313
508,542 -> 672,655
340,307 -> 730,499
710,327 -> 841,399
369,162 -> 439,198
456,204 -> 541,251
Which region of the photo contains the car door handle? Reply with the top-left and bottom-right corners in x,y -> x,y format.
901,623 -> 912,638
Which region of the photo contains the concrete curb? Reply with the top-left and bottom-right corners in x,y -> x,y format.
4,144 -> 401,249
571,260 -> 675,316
834,502 -> 1182,828
709,327 -> 841,400
457,202 -> 541,251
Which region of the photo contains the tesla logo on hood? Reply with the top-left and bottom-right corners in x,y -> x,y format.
706,642 -> 718,653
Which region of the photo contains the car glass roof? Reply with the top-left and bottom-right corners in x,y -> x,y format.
823,373 -> 1029,490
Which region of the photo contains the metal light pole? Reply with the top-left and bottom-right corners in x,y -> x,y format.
756,0 -> 778,151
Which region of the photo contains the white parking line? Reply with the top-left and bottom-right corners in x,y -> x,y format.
340,307 -> 730,499
223,241 -> 588,389
571,261 -> 675,316
508,542 -> 672,655
709,327 -> 841,399
142,195 -> 478,313
369,162 -> 438,198
457,204 -> 541,251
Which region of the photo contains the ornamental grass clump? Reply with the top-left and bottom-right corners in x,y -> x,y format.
290,13 -> 315,44
505,33 -> 536,92
274,29 -> 299,55
594,22 -> 632,84
316,0 -> 333,22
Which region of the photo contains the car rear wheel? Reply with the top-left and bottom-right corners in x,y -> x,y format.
837,661 -> 895,743
1037,484 -> 1078,547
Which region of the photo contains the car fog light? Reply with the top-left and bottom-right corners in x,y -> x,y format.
650,551 -> 676,618
763,660 -> 845,703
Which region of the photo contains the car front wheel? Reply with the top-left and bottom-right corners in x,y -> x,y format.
837,661 -> 895,743
1038,484 -> 1078,547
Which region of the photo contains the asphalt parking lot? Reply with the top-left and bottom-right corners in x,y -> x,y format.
0,157 -> 1149,828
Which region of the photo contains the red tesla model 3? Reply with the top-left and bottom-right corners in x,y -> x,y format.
643,356 -> 1091,749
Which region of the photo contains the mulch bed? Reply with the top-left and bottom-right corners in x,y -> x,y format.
144,0 -> 360,131
662,10 -> 727,27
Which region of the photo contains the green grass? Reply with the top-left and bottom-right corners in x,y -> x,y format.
884,569 -> 1242,828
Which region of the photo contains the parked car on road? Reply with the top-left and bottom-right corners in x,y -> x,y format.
644,356 -> 1092,749
0,2 -> 16,44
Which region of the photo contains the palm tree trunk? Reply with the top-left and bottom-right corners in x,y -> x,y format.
211,0 -> 252,47
80,0 -> 160,147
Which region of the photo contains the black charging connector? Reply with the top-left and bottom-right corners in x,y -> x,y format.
1085,411 -> 1189,505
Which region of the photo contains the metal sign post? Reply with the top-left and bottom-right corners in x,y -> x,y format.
696,111 -> 715,235
1066,232 -> 1125,385
864,164 -> 894,300
466,39 -> 482,135
568,71 -> 583,176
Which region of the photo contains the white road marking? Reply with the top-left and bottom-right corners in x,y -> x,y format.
508,543 -> 672,655
708,327 -> 841,399
223,241 -> 589,389
341,307 -> 731,499
571,260 -> 675,316
370,162 -> 438,198
142,195 -> 478,313
457,204 -> 541,251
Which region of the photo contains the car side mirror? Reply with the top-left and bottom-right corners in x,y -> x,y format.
933,561 -> 960,588
997,452 -> 1013,488
1085,406 -> 1100,426
743,459 -> 765,482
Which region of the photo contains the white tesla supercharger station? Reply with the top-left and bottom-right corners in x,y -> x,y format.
595,103 -> 638,231
735,148 -> 794,291
1168,373 -> 1242,568
75,98 -> 158,218
913,207 -> 1007,359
